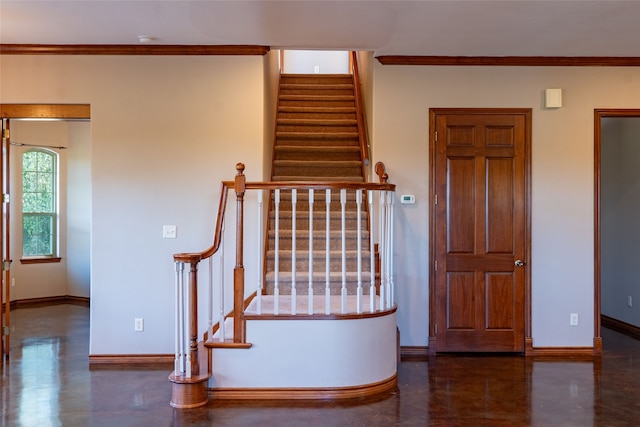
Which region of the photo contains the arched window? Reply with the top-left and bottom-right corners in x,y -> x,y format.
22,149 -> 57,257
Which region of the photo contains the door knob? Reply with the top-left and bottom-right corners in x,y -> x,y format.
515,260 -> 525,267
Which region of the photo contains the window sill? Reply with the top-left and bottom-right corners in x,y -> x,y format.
20,257 -> 62,265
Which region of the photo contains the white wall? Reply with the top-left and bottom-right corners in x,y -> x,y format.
283,50 -> 349,74
601,117 -> 640,326
372,64 -> 640,348
1,55 -> 265,355
4,53 -> 640,354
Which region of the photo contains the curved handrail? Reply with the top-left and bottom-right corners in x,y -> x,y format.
173,180 -> 230,264
350,51 -> 371,169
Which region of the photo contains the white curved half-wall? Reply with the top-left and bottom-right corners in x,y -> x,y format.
209,311 -> 397,390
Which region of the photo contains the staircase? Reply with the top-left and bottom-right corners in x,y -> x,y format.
266,74 -> 372,299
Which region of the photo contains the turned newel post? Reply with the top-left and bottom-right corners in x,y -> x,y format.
234,163 -> 246,343
375,162 -> 389,184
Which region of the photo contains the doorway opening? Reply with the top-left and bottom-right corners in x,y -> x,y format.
595,109 -> 640,350
1,104 -> 91,358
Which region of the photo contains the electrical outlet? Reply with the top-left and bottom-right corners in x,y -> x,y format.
570,313 -> 578,326
162,225 -> 177,239
134,318 -> 144,332
628,296 -> 633,307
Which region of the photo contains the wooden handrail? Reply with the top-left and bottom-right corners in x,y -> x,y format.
350,51 -> 371,170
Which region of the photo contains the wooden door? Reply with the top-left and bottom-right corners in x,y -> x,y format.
431,109 -> 530,353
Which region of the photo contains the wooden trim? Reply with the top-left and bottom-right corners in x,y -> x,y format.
400,346 -> 429,361
601,314 -> 640,340
205,341 -> 253,349
377,56 -> 640,67
11,295 -> 89,309
89,354 -> 174,366
1,104 -> 90,120
208,373 -> 397,400
528,347 -> 596,358
0,44 -> 270,56
244,305 -> 397,321
593,109 -> 640,348
20,257 -> 61,264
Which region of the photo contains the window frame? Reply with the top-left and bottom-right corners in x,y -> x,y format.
20,148 -> 60,262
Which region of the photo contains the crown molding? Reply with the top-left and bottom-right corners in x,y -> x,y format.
376,56 -> 640,66
0,44 -> 270,56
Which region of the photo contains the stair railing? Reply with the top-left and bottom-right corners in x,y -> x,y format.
172,163 -> 395,377
350,51 -> 371,174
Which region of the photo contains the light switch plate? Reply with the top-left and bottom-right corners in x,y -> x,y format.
163,225 -> 177,239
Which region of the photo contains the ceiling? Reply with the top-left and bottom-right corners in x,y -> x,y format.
1,0 -> 640,57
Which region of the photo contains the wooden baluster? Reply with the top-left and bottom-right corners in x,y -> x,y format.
233,163 -> 246,343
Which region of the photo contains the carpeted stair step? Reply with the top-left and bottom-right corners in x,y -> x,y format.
263,272 -> 374,296
274,145 -> 361,161
278,106 -> 356,121
270,210 -> 369,231
279,83 -> 355,96
276,118 -> 358,134
267,249 -> 372,272
269,229 -> 369,251
273,160 -> 362,178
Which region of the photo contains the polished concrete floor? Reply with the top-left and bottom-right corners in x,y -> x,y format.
2,304 -> 640,426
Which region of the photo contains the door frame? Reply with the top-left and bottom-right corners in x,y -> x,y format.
428,108 -> 533,354
593,109 -> 640,355
0,104 -> 90,358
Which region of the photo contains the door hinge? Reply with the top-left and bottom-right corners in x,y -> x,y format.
434,260 -> 438,271
3,194 -> 9,204
434,130 -> 438,142
434,194 -> 438,205
3,260 -> 12,271
2,326 -> 9,336
2,129 -> 8,140
434,323 -> 438,335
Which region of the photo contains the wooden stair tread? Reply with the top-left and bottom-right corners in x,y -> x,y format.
277,118 -> 357,126
272,176 -> 364,182
276,131 -> 358,139
278,106 -> 356,113
279,94 -> 355,101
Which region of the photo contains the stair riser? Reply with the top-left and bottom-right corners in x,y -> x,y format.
278,100 -> 355,108
273,165 -> 363,178
267,257 -> 372,272
263,282 -> 376,296
274,150 -> 361,162
278,111 -> 356,120
277,124 -> 359,133
280,75 -> 353,85
280,89 -> 355,97
269,237 -> 368,251
271,217 -> 368,231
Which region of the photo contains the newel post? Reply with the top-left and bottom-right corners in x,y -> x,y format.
233,163 -> 246,343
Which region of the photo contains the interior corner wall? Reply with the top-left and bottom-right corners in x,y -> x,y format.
601,117 -> 640,327
371,63 -> 640,348
0,54 -> 265,355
